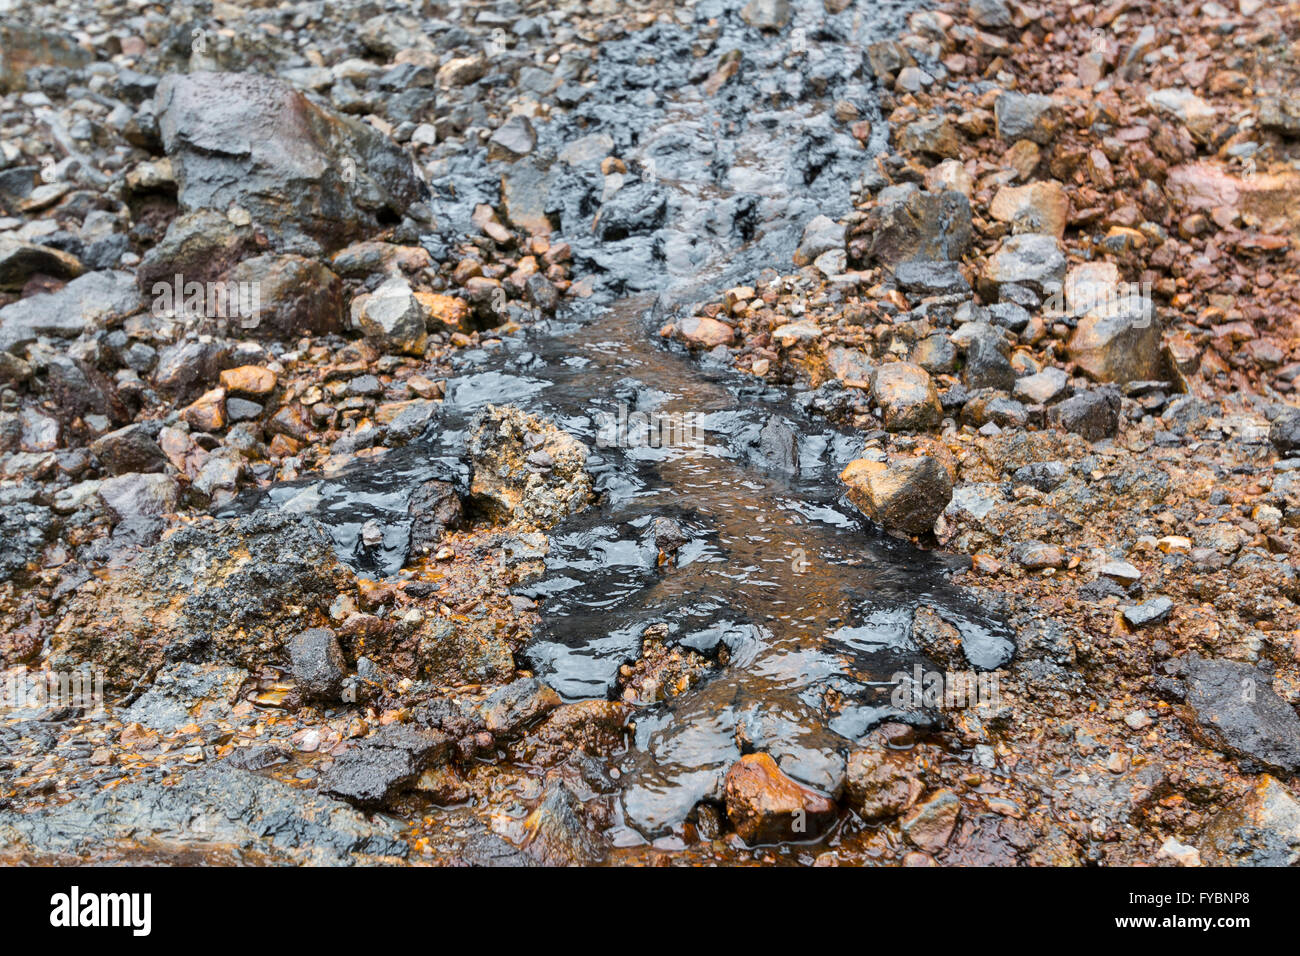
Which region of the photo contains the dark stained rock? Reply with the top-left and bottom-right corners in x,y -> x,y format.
319,724 -> 452,810
51,512 -> 353,690
1048,388 -> 1121,441
853,185 -> 972,267
289,628 -> 347,701
523,780 -> 607,865
90,422 -> 167,475
0,271 -> 140,355
1170,656 -> 1300,773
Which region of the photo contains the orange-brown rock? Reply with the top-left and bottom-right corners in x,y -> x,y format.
723,752 -> 836,844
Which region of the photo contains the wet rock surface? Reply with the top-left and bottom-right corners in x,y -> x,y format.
1,0 -> 1299,869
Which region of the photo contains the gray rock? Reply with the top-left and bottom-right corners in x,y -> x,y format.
740,0 -> 792,31
477,677 -> 561,735
1122,596 -> 1174,628
488,115 -> 537,161
1270,408 -> 1300,455
1013,366 -> 1069,405
994,92 -> 1060,144
893,259 -> 970,296
353,276 -> 427,356
0,764 -> 407,864
981,233 -> 1066,295
155,71 -> 426,255
0,271 -> 139,354
793,214 -> 846,267
97,472 -> 179,521
756,415 -> 800,475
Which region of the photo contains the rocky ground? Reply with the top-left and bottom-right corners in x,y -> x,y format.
1,0 -> 1299,867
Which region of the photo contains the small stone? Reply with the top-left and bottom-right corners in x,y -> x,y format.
871,362 -> 942,431
1122,596 -> 1174,628
289,628 -> 347,701
900,789 -> 960,853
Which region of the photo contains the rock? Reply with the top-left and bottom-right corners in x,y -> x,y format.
1201,775 -> 1300,866
0,497 -> 54,588
437,56 -> 487,88
981,233 -> 1066,295
897,117 -> 961,158
1147,88 -> 1217,142
845,743 -> 921,819
969,0 -> 1012,28
1122,597 -> 1174,628
97,473 -> 179,522
183,387 -> 227,432
413,617 -> 514,687
893,259 -> 970,296
1013,540 -> 1066,570
1260,94 -> 1300,138
793,215 -> 845,267
994,92 -> 1061,144
1064,261 -> 1121,315
900,789 -> 960,853
155,71 -> 425,255
0,764 -> 406,865
220,365 -> 277,397
724,752 -> 836,844
152,340 -> 233,402
771,321 -> 822,347
961,327 -> 1016,391
1068,299 -> 1163,383
124,662 -> 247,732
136,212 -> 256,294
1174,656 -> 1300,773
353,276 -> 427,356
989,181 -> 1069,238
319,725 -> 452,809
522,780 -> 607,865
756,416 -> 800,476
468,405 -> 594,531
1013,366 -> 1069,404
911,335 -> 957,374
51,512 -> 352,690
0,271 -> 139,355
674,315 -> 735,348
1011,460 -> 1066,491
871,362 -> 942,431
90,423 -> 167,475
1047,388 -> 1121,441
228,254 -> 344,338
0,237 -> 82,290
1156,837 -> 1201,867
855,185 -> 972,266
290,628 -> 347,701
841,456 -> 952,536
740,0 -> 792,31
488,115 -> 537,162
1269,408 -> 1300,454
911,603 -> 1014,671
478,678 -> 562,735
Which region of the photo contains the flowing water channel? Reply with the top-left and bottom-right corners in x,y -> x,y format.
245,0 -> 1014,842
